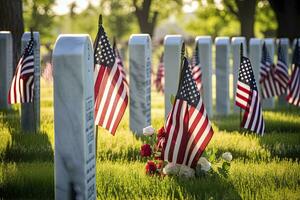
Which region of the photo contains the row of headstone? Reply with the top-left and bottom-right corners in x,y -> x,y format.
162,35 -> 292,118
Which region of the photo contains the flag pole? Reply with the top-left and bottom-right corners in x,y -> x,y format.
30,28 -> 37,134
176,42 -> 185,94
239,42 -> 243,130
95,14 -> 102,160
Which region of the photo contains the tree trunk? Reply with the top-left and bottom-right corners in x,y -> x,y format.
269,0 -> 300,41
0,0 -> 24,72
236,0 -> 257,40
133,0 -> 158,36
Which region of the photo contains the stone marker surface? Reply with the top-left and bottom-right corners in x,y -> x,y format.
277,38 -> 289,106
0,31 -> 13,109
196,36 -> 213,117
231,37 -> 247,112
20,32 -> 40,132
164,35 -> 184,118
249,38 -> 262,93
128,34 -> 151,134
215,37 -> 230,115
262,38 -> 275,109
53,34 -> 96,200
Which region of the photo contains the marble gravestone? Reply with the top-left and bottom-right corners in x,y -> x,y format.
128,34 -> 151,134
262,38 -> 275,109
0,31 -> 13,109
249,38 -> 262,93
53,35 -> 96,200
21,32 -> 40,133
195,36 -> 213,117
277,38 -> 289,106
215,37 -> 230,115
163,35 -> 184,118
231,37 -> 247,112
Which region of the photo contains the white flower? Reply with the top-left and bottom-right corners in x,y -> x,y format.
179,165 -> 195,178
222,152 -> 233,162
162,162 -> 180,175
198,157 -> 211,172
143,125 -> 155,136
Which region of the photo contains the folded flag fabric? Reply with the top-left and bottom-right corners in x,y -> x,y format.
191,45 -> 202,91
8,37 -> 35,104
94,23 -> 128,135
235,55 -> 265,135
164,56 -> 213,168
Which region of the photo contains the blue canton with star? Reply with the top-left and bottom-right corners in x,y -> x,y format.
176,57 -> 200,107
239,57 -> 258,91
94,26 -> 115,68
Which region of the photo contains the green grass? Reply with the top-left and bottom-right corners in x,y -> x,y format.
0,80 -> 300,199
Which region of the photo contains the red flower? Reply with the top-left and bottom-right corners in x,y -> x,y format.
140,144 -> 152,157
145,160 -> 157,175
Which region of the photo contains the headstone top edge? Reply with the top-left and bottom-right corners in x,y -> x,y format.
249,38 -> 262,45
129,34 -> 151,45
21,32 -> 40,41
278,38 -> 289,44
196,36 -> 212,44
53,35 -> 92,56
231,37 -> 246,44
264,38 -> 274,44
215,37 -> 230,45
0,31 -> 11,34
164,35 -> 183,45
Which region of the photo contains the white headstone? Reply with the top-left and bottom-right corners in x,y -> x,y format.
163,35 -> 184,118
231,37 -> 247,112
195,36 -> 213,117
249,38 -> 262,92
262,38 -> 275,109
20,32 -> 40,132
277,38 -> 289,106
215,37 -> 230,115
128,34 -> 151,134
53,34 -> 96,200
0,31 -> 13,109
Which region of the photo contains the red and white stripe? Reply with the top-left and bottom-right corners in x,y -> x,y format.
8,54 -> 34,104
192,64 -> 202,91
235,81 -> 251,110
286,64 -> 300,106
94,61 -> 128,135
164,98 -> 213,168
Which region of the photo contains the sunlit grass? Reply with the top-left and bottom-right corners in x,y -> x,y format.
0,79 -> 299,199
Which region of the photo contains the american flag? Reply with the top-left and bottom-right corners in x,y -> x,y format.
8,37 -> 35,104
164,56 -> 213,168
191,45 -> 202,91
260,42 -> 289,98
154,53 -> 164,93
113,40 -> 128,87
235,56 -> 265,135
94,24 -> 128,135
286,39 -> 300,107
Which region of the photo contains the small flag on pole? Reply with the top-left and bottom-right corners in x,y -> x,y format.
164,55 -> 214,168
113,39 -> 128,87
154,52 -> 165,93
94,17 -> 128,135
286,39 -> 300,107
260,42 -> 289,98
235,48 -> 265,135
8,34 -> 35,104
191,45 -> 202,91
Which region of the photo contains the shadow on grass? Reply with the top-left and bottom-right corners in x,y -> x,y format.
171,170 -> 242,200
0,109 -> 53,162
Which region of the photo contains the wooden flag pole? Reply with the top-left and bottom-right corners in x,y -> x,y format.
239,43 -> 243,130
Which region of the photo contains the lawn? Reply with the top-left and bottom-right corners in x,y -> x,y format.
0,80 -> 300,199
